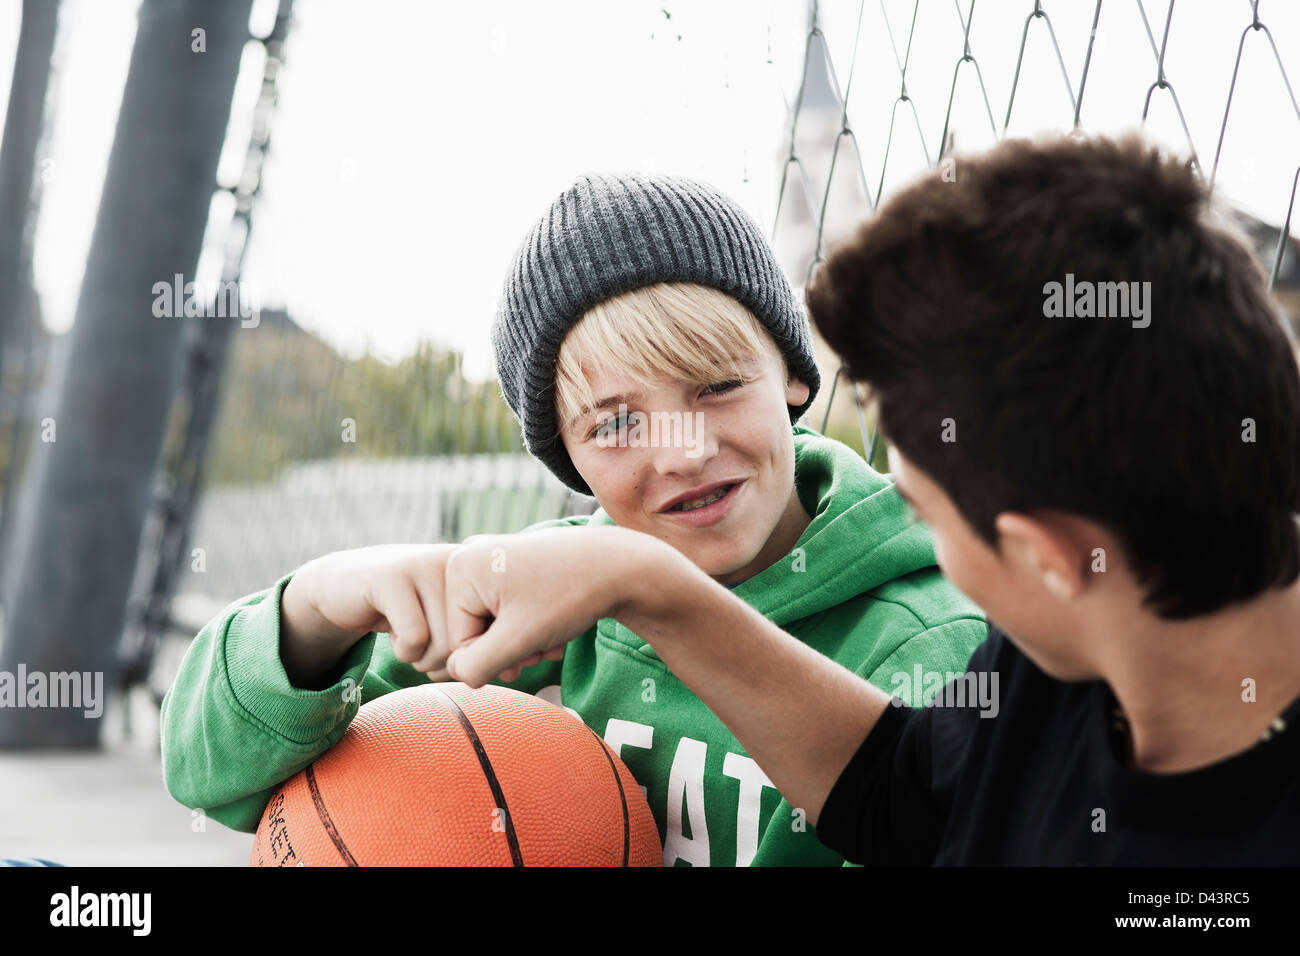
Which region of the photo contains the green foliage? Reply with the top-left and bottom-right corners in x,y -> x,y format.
205,316 -> 523,485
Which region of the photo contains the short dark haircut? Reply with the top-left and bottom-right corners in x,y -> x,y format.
806,133 -> 1300,619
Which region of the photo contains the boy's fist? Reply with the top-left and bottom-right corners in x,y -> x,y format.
281,544 -> 461,685
280,526 -> 676,691
443,526 -> 670,687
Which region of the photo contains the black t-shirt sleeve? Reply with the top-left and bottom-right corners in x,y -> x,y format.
814,698 -> 940,864
815,629 -> 1004,865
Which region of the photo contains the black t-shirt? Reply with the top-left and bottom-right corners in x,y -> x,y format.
815,624 -> 1300,864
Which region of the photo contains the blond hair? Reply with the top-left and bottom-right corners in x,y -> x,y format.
554,282 -> 787,434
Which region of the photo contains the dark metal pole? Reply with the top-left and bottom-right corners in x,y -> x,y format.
0,0 -> 58,366
0,0 -> 254,748
0,0 -> 60,583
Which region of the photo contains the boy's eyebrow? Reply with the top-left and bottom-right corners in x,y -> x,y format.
567,391 -> 646,431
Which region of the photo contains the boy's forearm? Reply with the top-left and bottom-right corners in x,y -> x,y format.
612,545 -> 894,827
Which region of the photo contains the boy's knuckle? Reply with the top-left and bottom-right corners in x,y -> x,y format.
443,546 -> 469,578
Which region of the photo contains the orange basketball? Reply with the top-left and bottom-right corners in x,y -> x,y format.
250,682 -> 662,866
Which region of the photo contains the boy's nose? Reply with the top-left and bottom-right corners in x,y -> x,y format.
649,411 -> 718,479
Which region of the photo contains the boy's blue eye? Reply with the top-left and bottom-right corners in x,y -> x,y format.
592,415 -> 627,440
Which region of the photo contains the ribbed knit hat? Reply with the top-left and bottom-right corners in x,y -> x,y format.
491,172 -> 822,496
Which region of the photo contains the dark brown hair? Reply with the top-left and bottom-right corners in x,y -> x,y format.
806,133 -> 1300,618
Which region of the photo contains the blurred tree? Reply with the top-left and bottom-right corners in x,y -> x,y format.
203,309 -> 524,485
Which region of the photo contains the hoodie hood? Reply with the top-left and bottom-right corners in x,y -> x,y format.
735,423 -> 939,624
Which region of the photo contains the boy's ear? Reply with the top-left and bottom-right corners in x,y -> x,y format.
994,511 -> 1089,601
785,374 -> 811,407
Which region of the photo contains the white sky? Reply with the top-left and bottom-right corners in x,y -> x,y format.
4,0 -> 1299,381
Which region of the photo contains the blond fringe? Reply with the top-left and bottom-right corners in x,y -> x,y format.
555,282 -> 784,434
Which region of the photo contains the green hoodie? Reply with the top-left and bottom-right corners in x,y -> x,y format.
160,423 -> 987,866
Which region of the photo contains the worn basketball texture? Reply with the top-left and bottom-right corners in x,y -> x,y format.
250,682 -> 662,866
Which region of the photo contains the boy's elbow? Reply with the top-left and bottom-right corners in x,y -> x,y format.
161,761 -> 267,835
158,711 -> 263,835
206,795 -> 271,836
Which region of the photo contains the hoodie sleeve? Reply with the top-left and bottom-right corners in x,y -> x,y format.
160,518 -> 590,834
161,571 -> 389,833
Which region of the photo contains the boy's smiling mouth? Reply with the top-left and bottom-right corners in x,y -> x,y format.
658,479 -> 747,526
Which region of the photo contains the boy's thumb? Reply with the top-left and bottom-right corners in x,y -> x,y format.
445,641 -> 488,688
445,649 -> 465,682
447,615 -> 534,687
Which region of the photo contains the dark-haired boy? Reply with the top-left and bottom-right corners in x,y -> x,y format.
439,134 -> 1300,864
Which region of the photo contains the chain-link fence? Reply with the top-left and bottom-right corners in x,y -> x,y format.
784,0 -> 1300,462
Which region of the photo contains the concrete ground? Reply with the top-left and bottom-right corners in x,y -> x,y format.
0,686 -> 252,866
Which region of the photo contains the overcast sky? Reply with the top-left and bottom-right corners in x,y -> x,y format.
3,0 -> 1299,380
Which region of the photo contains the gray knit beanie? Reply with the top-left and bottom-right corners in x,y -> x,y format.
491,172 -> 822,496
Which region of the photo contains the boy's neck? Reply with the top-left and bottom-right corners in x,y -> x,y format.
1093,576 -> 1300,774
713,487 -> 811,587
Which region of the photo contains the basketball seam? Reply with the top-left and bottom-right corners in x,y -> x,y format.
430,685 -> 525,866
588,728 -> 631,866
306,763 -> 359,867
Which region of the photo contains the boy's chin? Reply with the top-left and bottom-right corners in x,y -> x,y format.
690,546 -> 763,583
648,524 -> 767,581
